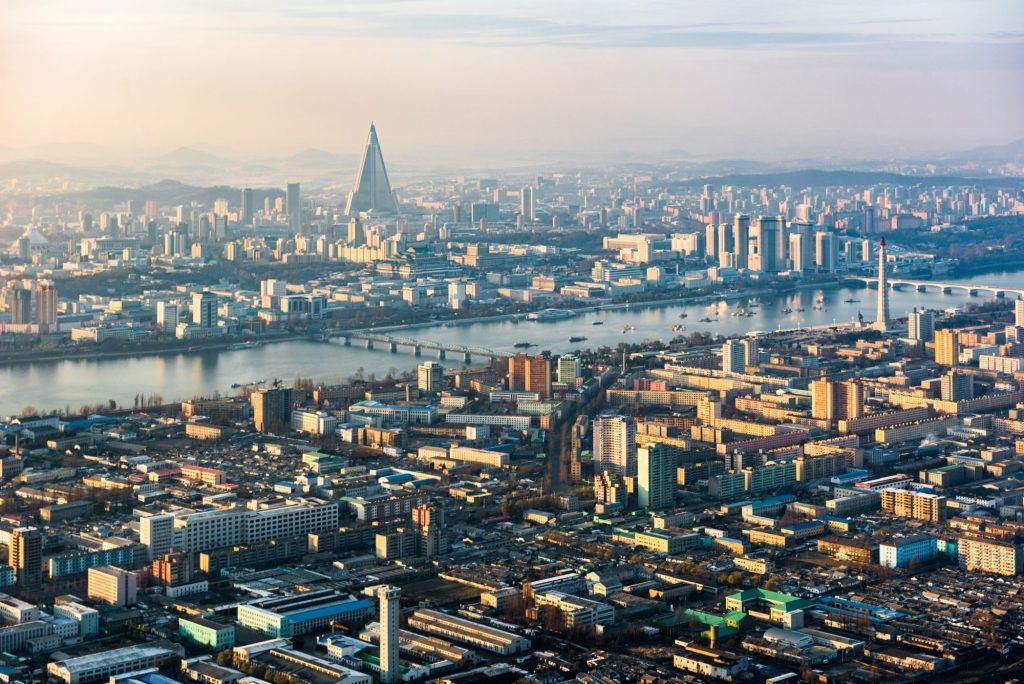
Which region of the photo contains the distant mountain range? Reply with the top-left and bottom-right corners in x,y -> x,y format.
672,169 -> 1024,190
938,138 -> 1024,165
0,138 -> 1021,192
56,179 -> 285,206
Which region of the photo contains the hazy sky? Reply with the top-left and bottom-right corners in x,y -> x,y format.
1,0 -> 1022,163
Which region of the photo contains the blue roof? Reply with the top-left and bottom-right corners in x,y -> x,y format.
782,521 -> 824,531
816,596 -> 906,621
818,515 -> 851,524
286,598 -> 372,623
761,494 -> 797,503
381,473 -> 414,484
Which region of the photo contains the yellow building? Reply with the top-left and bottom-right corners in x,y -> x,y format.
934,328 -> 959,367
958,537 -> 1022,576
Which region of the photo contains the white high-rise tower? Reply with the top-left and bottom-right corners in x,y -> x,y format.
379,585 -> 400,684
873,237 -> 891,331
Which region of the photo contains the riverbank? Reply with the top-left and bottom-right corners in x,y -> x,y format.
357,278 -> 844,336
0,278 -> 845,366
0,332 -> 308,367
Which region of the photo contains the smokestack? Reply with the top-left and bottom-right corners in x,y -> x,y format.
709,624 -> 718,650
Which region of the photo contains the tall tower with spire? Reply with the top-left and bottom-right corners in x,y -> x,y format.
345,123 -> 399,216
873,237 -> 891,331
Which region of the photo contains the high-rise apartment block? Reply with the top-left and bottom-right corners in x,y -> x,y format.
934,329 -> 959,366
880,488 -> 947,523
418,362 -> 443,393
908,308 -> 935,343
593,415 -> 637,477
637,443 -> 677,511
250,387 -> 294,432
557,354 -> 581,385
811,379 -> 865,422
508,353 -> 551,399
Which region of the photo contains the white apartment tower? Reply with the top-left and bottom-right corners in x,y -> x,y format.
593,415 -> 637,477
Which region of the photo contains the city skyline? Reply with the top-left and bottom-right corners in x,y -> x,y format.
2,1 -> 1023,164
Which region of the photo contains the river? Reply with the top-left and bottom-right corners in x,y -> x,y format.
2,269 -> 1022,416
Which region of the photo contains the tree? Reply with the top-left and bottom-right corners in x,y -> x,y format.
19,405 -> 37,417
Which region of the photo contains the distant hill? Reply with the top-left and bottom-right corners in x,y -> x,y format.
941,138 -> 1024,164
55,179 -> 285,207
0,159 -> 148,185
671,169 -> 1024,190
150,146 -> 225,167
286,148 -> 347,165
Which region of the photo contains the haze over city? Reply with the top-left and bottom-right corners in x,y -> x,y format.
5,3 -> 1024,684
2,0 -> 1024,165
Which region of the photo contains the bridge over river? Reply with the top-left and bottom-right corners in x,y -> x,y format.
844,277 -> 1024,299
329,331 -> 515,362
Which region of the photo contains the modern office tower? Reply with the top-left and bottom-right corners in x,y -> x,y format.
379,586 -> 401,684
413,504 -> 448,557
705,223 -> 718,262
11,527 -> 41,595
557,354 -> 581,385
417,361 -> 443,393
347,217 -> 364,246
732,214 -> 750,268
750,216 -> 781,272
935,328 -> 959,367
1016,299 -> 1024,327
251,387 -> 294,432
156,302 -> 179,332
716,222 -> 734,264
507,353 -> 552,399
873,237 -> 891,331
941,370 -> 974,402
880,489 -> 947,523
722,339 -> 746,374
287,182 -> 301,232
520,186 -> 535,222
241,188 -> 255,225
908,308 -> 935,343
593,415 -> 637,477
811,379 -> 866,422
815,231 -> 838,273
191,291 -> 217,328
87,566 -> 138,606
637,442 -> 677,511
345,123 -> 399,215
9,287 -> 31,325
34,281 -> 56,333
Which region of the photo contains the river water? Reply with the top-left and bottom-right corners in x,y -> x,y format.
2,269 -> 1022,415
